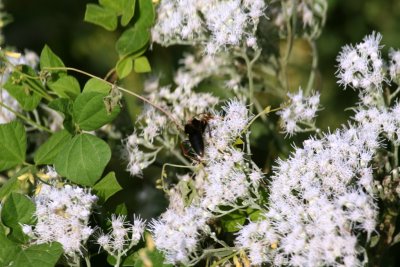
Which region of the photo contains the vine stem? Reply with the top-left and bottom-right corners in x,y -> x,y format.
42,67 -> 184,131
0,101 -> 52,132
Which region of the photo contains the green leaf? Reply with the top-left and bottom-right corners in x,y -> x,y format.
93,172 -> 122,203
1,193 -> 36,227
40,45 -> 65,71
54,133 -> 111,186
116,26 -> 150,56
0,231 -> 20,267
136,0 -> 154,28
47,75 -> 81,99
3,66 -> 43,111
220,210 -> 246,233
0,121 -> 26,171
48,98 -> 75,133
73,92 -> 120,131
83,78 -> 111,94
121,0 -> 136,26
0,166 -> 31,200
116,57 -> 133,79
134,56 -> 151,73
13,242 -> 63,267
34,130 -> 72,165
126,248 -> 172,267
115,203 -> 128,215
84,4 -> 118,31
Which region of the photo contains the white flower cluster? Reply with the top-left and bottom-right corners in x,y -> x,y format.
236,124 -> 379,266
24,183 -> 97,257
336,32 -> 385,91
150,101 -> 265,264
354,103 -> 400,145
97,214 -> 146,257
235,218 -> 279,265
278,88 -> 320,135
149,190 -> 211,265
389,48 -> 400,82
124,78 -> 218,176
152,0 -> 266,54
175,52 -> 241,91
0,50 -> 39,124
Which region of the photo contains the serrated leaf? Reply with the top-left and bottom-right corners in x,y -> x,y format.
116,26 -> 150,56
93,172 -> 122,202
73,92 -> 120,131
34,130 -> 72,165
83,78 -> 111,94
13,242 -> 63,267
54,133 -> 111,186
0,121 -> 26,171
1,193 -> 36,227
3,65 -> 43,111
85,4 -> 118,31
116,57 -> 133,79
47,75 -> 80,99
40,45 -> 65,71
133,56 -> 151,73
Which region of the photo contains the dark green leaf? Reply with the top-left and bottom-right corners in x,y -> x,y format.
3,66 -> 43,111
13,242 -> 63,267
48,98 -> 75,133
34,130 -> 72,165
115,203 -> 128,215
85,4 -> 118,31
116,57 -> 133,79
0,230 -> 20,267
47,75 -> 80,99
0,121 -> 26,171
39,45 -> 65,71
116,26 -> 150,56
83,78 -> 111,94
54,133 -> 111,186
73,92 -> 120,131
1,193 -> 36,227
220,210 -> 246,233
134,56 -> 151,73
93,172 -> 122,203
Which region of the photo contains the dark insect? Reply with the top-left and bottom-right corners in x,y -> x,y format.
183,114 -> 213,159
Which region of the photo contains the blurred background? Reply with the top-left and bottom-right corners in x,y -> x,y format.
3,0 -> 400,218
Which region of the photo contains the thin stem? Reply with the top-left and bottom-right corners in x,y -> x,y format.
305,39 -> 318,96
241,106 -> 282,135
160,163 -> 196,193
389,86 -> 400,103
42,67 -> 183,130
84,256 -> 91,267
210,251 -> 240,267
241,49 -> 262,113
394,145 -> 399,169
0,101 -> 52,132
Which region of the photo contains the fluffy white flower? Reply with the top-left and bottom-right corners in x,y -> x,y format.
30,183 -> 97,257
278,88 -> 320,135
336,32 -> 385,91
152,0 -> 266,54
97,214 -> 146,256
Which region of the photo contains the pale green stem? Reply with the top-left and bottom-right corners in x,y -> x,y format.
84,256 -> 91,267
0,101 -> 51,132
42,67 -> 183,131
389,86 -> 400,103
242,49 -> 261,113
210,251 -> 240,267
